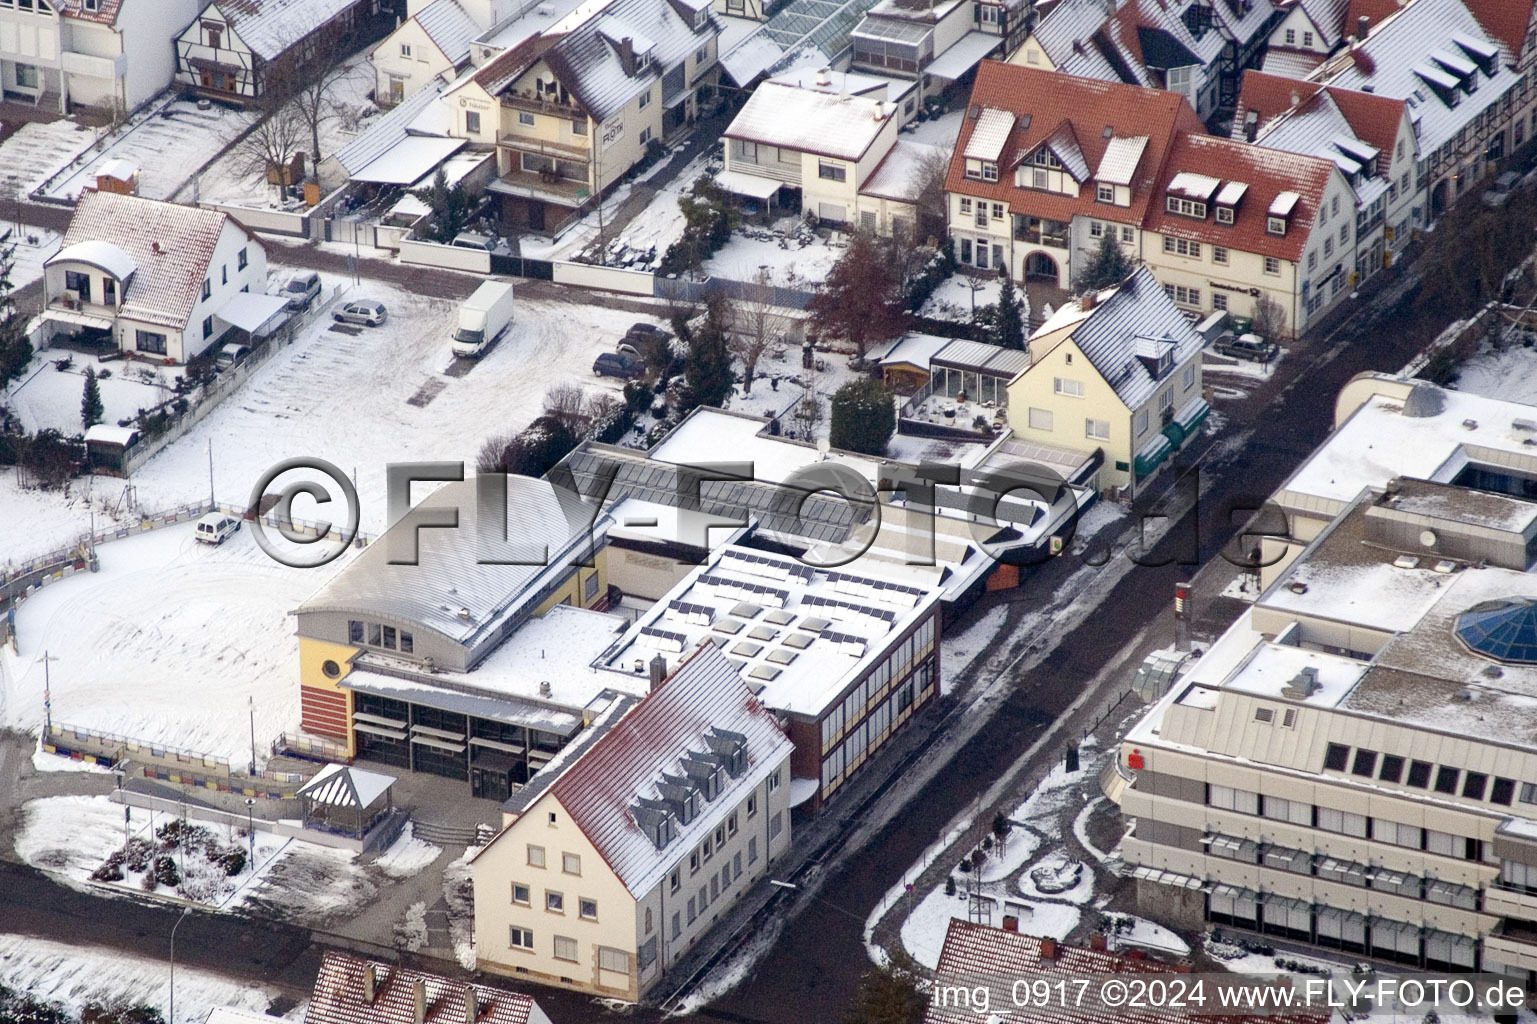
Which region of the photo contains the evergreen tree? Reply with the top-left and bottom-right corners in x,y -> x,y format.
843,947 -> 928,1024
678,294 -> 734,414
81,367 -> 104,429
0,241 -> 33,389
829,378 -> 896,456
410,168 -> 472,244
994,270 -> 1025,350
1076,230 -> 1133,292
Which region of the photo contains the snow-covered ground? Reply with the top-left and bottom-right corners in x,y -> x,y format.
3,223 -> 62,289
553,147 -> 712,264
2,286 -> 642,560
704,225 -> 842,282
920,272 -> 1000,322
938,604 -> 1009,694
1454,335 -> 1537,404
1200,347 -> 1285,380
0,118 -> 99,199
1104,912 -> 1190,955
1,521 -> 354,762
372,823 -> 443,879
0,932 -> 281,1024
8,352 -> 184,435
43,99 -> 258,202
900,886 -> 1080,969
238,842 -> 377,926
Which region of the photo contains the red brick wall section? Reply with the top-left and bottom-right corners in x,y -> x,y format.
301,685 -> 350,740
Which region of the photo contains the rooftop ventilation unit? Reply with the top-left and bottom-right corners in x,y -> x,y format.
1281,666 -> 1321,700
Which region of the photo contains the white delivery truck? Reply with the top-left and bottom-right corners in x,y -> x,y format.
451,281 -> 516,357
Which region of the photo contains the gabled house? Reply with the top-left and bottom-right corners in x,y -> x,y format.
38,190 -> 270,364
1008,0 -> 1271,120
1306,0 -> 1533,219
720,80 -> 903,229
847,0 -> 1029,107
308,952 -> 553,1024
471,642 -> 794,1000
1236,69 -> 1423,279
944,61 -> 1204,286
445,0 -> 720,233
0,0 -> 201,115
175,0 -> 378,104
1142,129 -> 1351,334
372,0 -> 481,105
1259,0 -> 1350,78
1005,266 -> 1206,498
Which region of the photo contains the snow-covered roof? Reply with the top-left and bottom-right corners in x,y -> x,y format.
217,0 -> 368,62
600,544 -> 942,718
414,0 -> 481,65
518,643 -> 793,897
57,192 -> 253,331
96,157 -> 138,182
923,30 -> 1000,81
308,953 -> 548,1024
297,476 -> 599,652
84,424 -> 139,447
726,81 -> 894,162
1261,46 -> 1326,78
353,135 -> 468,185
1094,135 -> 1148,186
298,763 -> 396,808
1166,170 -> 1220,199
866,332 -> 952,369
719,25 -> 787,86
859,139 -> 946,203
215,291 -> 288,334
1214,179 -> 1248,205
49,239 -> 137,282
332,79 -> 455,178
963,107 -> 1015,163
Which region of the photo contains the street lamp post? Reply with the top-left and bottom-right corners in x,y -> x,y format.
246,798 -> 255,868
248,696 -> 256,777
168,904 -> 191,1024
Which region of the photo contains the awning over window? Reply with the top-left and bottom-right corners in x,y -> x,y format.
1134,432 -> 1173,477
714,168 -> 784,200
1161,420 -> 1186,450
1175,396 -> 1211,434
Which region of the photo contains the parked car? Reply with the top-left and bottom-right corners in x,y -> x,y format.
593,352 -> 644,380
1483,171 -> 1521,207
282,271 -> 321,311
333,300 -> 388,327
194,512 -> 241,545
1214,332 -> 1277,362
451,232 -> 513,256
618,322 -> 671,358
215,342 -> 250,370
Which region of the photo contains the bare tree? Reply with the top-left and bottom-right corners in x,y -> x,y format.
544,383 -> 591,433
729,268 -> 789,395
1252,293 -> 1288,341
231,103 -> 308,196
912,144 -> 953,245
262,22 -> 357,175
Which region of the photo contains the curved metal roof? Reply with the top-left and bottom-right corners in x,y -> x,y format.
48,239 -> 137,281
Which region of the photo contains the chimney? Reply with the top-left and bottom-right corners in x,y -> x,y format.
1357,14 -> 1368,39
1089,934 -> 1107,952
873,99 -> 885,120
618,36 -> 636,76
1040,938 -> 1059,961
413,980 -> 427,1024
1243,108 -> 1258,142
463,989 -> 477,1024
816,66 -> 831,86
1080,290 -> 1096,311
362,965 -> 377,1005
649,654 -> 668,691
1288,90 -> 1300,108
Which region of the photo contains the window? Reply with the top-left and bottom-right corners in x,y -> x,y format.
237,248 -> 248,271
727,812 -> 738,837
1254,707 -> 1275,724
769,770 -> 780,792
546,891 -> 564,912
1121,225 -> 1134,243
553,935 -> 578,961
1379,754 -> 1405,783
1303,30 -> 1313,46
1263,256 -> 1281,275
747,794 -> 757,816
1351,749 -> 1378,777
563,853 -> 581,875
689,850 -> 699,873
1339,222 -> 1349,245
672,912 -> 681,938
201,279 -> 212,301
1407,760 -> 1433,788
1053,377 -> 1084,397
573,118 -> 587,135
1162,236 -> 1201,258
1463,772 -> 1488,800
959,197 -> 972,214
519,111 -> 536,126
1266,216 -> 1287,235
1492,777 -> 1516,805
1376,820 -> 1420,848
1135,409 -> 1148,435
573,896 -> 596,921
1317,807 -> 1368,837
202,316 -> 215,339
639,87 -> 651,108
1097,183 -> 1114,203
696,45 -> 708,63
687,897 -> 696,923
599,947 -> 629,974
512,883 -> 530,904
1425,829 -> 1458,857
1212,245 -> 1228,264
1028,407 -> 1054,431
1212,293 -> 1227,312
400,43 -> 412,57
1434,766 -> 1460,794
1085,418 -> 1110,440
748,836 -> 758,863
770,811 -> 783,839
1323,743 -> 1350,771
509,926 -> 534,949
710,876 -> 719,900
1331,195 -> 1340,217
1215,206 -> 1233,225
670,868 -> 681,893
1284,28 -> 1295,44
1165,196 -> 1207,218
584,572 -> 599,601
527,844 -> 546,867
1261,796 -> 1311,826
466,111 -> 481,134
1208,784 -> 1259,815
1163,283 -> 1200,306
136,330 -> 168,355
1307,251 -> 1318,272
1183,364 -> 1196,390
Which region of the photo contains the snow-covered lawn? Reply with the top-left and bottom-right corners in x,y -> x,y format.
372,823 -> 443,879
237,842 -> 377,926
0,932 -> 281,1024
900,887 -> 1080,969
703,225 -> 843,282
1018,852 -> 1094,904
43,99 -> 259,202
3,223 -> 62,289
1,520 -> 354,763
0,118 -> 99,199
920,272 -> 1000,323
1104,912 -> 1190,955
7,352 -> 184,435
1454,336 -> 1537,404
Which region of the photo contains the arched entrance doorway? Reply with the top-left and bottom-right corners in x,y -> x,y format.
1024,251 -> 1059,282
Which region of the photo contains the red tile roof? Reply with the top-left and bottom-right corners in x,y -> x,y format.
947,61 -> 1205,227
504,642 -> 792,896
308,953 -> 548,1024
58,0 -> 123,24
1325,84 -> 1410,163
1144,130 -> 1336,263
1232,70 -> 1322,139
926,921 -> 1332,1024
1463,0 -> 1536,60
1233,70 -> 1409,165
1343,0 -> 1401,37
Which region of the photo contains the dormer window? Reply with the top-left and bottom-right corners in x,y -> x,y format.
1266,216 -> 1287,235
1096,183 -> 1114,203
1165,196 -> 1206,219
964,158 -> 997,181
1216,206 -> 1234,224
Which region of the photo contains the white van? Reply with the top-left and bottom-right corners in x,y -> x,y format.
195,512 -> 241,545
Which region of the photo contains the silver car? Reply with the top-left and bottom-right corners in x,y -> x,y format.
333,300 -> 387,327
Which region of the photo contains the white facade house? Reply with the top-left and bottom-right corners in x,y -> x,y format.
371,0 -> 480,105
0,0 -> 201,115
39,190 -> 271,364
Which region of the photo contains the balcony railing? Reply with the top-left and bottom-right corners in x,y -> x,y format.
500,90 -> 583,117
1013,218 -> 1069,248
